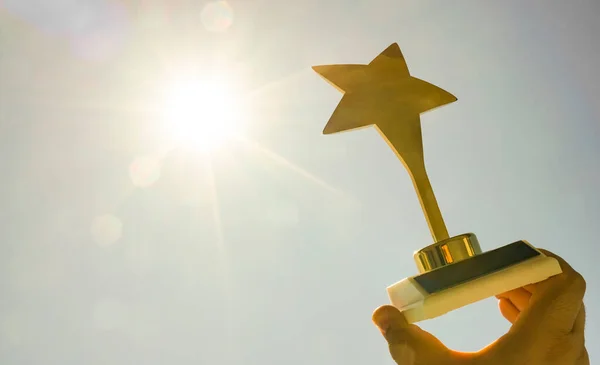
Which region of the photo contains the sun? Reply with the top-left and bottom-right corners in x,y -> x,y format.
162,74 -> 243,152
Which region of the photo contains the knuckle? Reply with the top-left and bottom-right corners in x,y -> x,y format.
569,272 -> 587,293
571,331 -> 586,349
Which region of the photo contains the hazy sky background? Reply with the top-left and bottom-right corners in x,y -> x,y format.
1,0 -> 598,364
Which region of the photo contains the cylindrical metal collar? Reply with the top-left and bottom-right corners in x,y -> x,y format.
414,233 -> 482,273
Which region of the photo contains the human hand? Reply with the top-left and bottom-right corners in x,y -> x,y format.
372,250 -> 588,365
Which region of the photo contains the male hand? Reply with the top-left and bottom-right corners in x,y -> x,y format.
372,250 -> 588,365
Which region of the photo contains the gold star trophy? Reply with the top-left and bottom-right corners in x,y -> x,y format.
313,43 -> 563,323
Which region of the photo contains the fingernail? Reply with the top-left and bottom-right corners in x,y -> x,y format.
372,311 -> 390,334
375,317 -> 390,335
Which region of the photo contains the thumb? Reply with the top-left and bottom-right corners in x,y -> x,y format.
373,306 -> 454,364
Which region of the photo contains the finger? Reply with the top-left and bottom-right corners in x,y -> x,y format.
373,305 -> 405,336
538,249 -> 580,283
372,306 -> 451,363
539,249 -> 587,310
523,284 -> 537,294
577,348 -> 589,365
572,304 -> 586,335
513,249 -> 586,335
496,288 -> 531,312
498,298 -> 519,324
373,305 -> 430,345
496,284 -> 535,299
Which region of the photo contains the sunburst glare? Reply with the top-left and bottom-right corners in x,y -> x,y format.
162,73 -> 243,152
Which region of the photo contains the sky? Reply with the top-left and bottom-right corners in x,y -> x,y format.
1,0 -> 599,364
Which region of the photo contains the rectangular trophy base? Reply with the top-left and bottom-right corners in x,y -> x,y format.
386,240 -> 562,324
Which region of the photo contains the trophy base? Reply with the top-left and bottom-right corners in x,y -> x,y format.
386,240 -> 562,323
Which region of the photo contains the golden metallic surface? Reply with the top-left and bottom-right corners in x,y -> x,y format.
312,43 -> 456,242
414,233 -> 482,273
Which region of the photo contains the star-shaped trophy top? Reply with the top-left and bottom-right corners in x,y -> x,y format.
312,43 -> 456,242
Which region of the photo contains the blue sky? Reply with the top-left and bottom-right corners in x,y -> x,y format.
1,0 -> 598,364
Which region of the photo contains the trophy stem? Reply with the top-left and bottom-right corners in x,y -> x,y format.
410,166 -> 449,242
376,120 -> 449,243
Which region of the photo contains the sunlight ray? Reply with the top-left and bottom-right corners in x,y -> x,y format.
203,155 -> 234,351
237,136 -> 348,198
245,68 -> 309,102
204,155 -> 229,276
